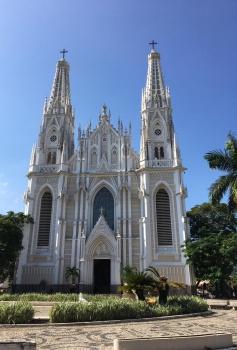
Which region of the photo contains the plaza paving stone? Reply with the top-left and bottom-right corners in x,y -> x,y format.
0,310 -> 237,350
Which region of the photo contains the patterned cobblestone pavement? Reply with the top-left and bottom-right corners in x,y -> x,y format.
0,310 -> 237,350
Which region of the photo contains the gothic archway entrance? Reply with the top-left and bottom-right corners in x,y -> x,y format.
93,259 -> 111,294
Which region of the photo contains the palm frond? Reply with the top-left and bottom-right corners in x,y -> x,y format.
146,266 -> 160,279
204,150 -> 231,171
208,175 -> 231,203
226,131 -> 237,154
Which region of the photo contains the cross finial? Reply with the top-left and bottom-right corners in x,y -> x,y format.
60,49 -> 68,59
149,40 -> 157,50
99,207 -> 105,216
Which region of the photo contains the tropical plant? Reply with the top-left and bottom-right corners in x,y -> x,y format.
0,301 -> 34,324
146,266 -> 186,290
65,266 -> 80,288
119,265 -> 155,300
183,203 -> 237,297
0,211 -> 34,282
167,295 -> 208,314
204,131 -> 237,212
49,295 -> 208,323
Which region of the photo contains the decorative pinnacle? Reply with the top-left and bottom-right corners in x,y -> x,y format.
149,40 -> 157,50
60,49 -> 68,59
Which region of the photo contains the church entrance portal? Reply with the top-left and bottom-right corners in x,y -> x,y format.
93,259 -> 111,294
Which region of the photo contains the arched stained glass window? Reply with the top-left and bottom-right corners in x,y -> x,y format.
37,191 -> 52,246
156,188 -> 172,245
93,187 -> 114,230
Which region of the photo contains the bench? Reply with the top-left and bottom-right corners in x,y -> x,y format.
0,342 -> 36,350
114,333 -> 233,350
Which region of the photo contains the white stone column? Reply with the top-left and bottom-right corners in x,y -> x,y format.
76,189 -> 84,269
122,186 -> 127,266
59,220 -> 66,284
71,185 -> 79,266
139,217 -> 144,271
128,176 -> 132,265
71,220 -> 77,267
54,219 -> 62,284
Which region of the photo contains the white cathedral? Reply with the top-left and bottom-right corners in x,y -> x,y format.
15,44 -> 195,293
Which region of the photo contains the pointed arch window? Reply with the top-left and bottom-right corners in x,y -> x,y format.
52,152 -> 56,164
111,146 -> 118,164
91,147 -> 97,166
47,152 -> 51,164
93,187 -> 114,230
156,188 -> 172,245
154,147 -> 159,159
37,191 -> 52,247
102,134 -> 107,156
160,146 -> 164,158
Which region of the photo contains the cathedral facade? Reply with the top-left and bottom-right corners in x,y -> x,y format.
15,45 -> 195,293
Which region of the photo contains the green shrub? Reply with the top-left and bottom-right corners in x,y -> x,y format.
50,298 -> 185,323
0,301 -> 34,324
0,293 -> 120,302
0,294 -> 209,324
50,299 -> 158,323
167,295 -> 208,313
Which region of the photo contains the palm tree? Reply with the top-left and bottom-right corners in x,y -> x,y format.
204,131 -> 237,212
65,266 -> 80,292
119,265 -> 155,300
146,266 -> 186,290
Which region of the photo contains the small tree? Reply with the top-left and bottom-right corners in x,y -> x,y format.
182,203 -> 237,297
65,266 -> 80,292
119,265 -> 155,300
146,266 -> 186,295
204,131 -> 237,212
0,211 -> 34,283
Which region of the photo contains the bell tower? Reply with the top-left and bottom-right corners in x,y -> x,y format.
140,41 -> 177,167
138,43 -> 194,289
30,49 -> 75,173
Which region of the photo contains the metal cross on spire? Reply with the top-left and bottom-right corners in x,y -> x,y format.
60,49 -> 68,59
149,40 -> 157,50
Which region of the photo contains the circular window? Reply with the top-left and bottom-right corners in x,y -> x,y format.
50,135 -> 57,142
154,129 -> 162,136
103,137 -> 107,142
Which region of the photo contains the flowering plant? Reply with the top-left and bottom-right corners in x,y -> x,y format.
160,275 -> 168,281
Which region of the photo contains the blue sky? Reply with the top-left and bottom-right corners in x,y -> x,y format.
0,0 -> 236,214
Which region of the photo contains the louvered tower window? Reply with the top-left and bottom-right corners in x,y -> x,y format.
156,189 -> 172,245
160,146 -> 164,158
37,191 -> 52,246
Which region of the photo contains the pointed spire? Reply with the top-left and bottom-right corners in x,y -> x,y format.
30,142 -> 36,166
47,50 -> 71,113
43,96 -> 47,113
142,43 -> 169,110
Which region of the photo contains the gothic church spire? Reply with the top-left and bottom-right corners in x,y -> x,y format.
47,54 -> 72,114
35,51 -> 75,168
142,44 -> 171,110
